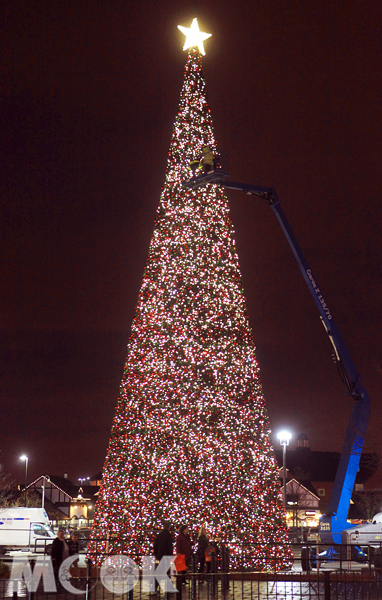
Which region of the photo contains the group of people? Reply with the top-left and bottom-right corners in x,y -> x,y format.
51,522 -> 216,590
154,521 -> 215,586
51,529 -> 80,587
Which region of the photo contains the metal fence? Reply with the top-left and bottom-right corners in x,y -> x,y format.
1,544 -> 382,600
2,569 -> 382,600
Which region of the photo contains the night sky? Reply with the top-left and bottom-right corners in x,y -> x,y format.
2,1 -> 381,485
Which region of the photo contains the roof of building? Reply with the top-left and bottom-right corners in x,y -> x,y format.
274,447 -> 378,483
26,475 -> 99,502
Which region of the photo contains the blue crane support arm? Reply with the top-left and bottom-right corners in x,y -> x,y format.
183,173 -> 370,543
221,181 -> 370,544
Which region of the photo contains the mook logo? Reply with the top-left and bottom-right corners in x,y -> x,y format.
10,555 -> 177,594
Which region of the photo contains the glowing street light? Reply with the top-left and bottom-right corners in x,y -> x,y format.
78,477 -> 90,486
277,430 -> 291,510
20,455 -> 29,507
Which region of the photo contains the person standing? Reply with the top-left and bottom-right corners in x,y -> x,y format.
67,531 -> 80,576
176,525 -> 192,585
202,146 -> 214,172
196,526 -> 211,582
154,521 -> 173,561
152,521 -> 173,594
51,528 -> 70,588
67,532 -> 79,556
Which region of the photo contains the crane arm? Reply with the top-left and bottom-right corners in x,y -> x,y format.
183,173 -> 370,543
223,181 -> 370,543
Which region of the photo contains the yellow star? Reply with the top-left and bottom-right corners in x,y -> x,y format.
177,18 -> 212,56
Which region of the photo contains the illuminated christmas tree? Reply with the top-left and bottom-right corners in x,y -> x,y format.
90,19 -> 292,570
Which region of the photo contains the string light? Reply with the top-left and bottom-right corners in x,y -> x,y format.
89,45 -> 293,571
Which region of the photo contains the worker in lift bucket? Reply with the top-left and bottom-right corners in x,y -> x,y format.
189,159 -> 201,177
202,146 -> 214,172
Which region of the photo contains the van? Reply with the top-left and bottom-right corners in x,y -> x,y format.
0,507 -> 55,554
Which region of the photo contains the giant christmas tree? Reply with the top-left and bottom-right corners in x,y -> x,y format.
90,19 -> 292,570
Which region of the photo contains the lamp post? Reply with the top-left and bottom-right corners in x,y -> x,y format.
20,455 -> 29,507
277,430 -> 291,511
41,476 -> 50,509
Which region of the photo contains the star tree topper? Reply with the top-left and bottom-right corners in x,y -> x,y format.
177,18 -> 212,56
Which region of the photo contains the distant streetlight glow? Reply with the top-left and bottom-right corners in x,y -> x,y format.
78,477 -> 90,486
277,430 -> 291,510
20,455 -> 29,507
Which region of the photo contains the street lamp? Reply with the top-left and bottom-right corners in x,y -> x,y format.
20,455 -> 29,507
277,430 -> 291,510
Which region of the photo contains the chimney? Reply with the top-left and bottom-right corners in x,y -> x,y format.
297,433 -> 310,448
64,471 -> 68,479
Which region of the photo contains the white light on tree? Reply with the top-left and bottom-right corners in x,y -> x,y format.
177,18 -> 211,56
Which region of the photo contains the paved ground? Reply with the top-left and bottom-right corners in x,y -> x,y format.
3,571 -> 382,600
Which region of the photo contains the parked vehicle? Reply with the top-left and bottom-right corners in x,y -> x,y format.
342,513 -> 382,548
0,507 -> 55,554
306,528 -> 320,542
304,516 -> 382,569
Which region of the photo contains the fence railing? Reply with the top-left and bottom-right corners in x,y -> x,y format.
1,568 -> 382,600
1,542 -> 382,600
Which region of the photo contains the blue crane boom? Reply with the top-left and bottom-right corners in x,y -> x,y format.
183,171 -> 370,544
